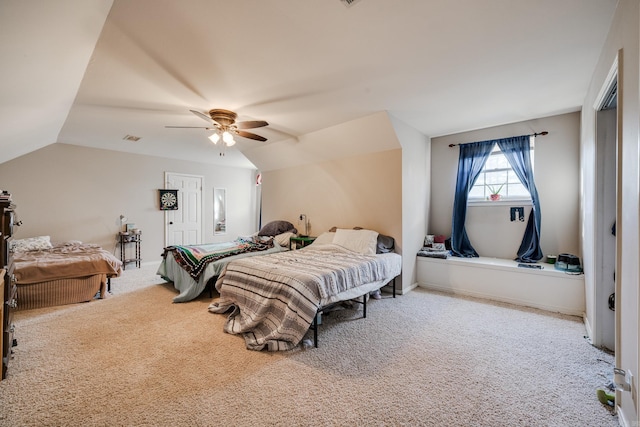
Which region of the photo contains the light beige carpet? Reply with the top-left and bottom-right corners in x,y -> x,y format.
0,263 -> 618,426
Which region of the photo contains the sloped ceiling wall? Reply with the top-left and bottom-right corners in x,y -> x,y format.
0,0 -> 113,163
243,111 -> 401,171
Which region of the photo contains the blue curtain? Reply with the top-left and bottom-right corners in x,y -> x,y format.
497,136 -> 543,262
451,140 -> 495,257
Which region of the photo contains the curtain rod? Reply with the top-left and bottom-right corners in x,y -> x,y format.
448,131 -> 548,148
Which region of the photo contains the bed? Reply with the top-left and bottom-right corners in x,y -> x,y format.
208,228 -> 402,351
157,220 -> 297,303
10,237 -> 122,311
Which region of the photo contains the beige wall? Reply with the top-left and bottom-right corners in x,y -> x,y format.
390,114 -> 430,291
581,0 -> 639,422
430,112 -> 581,259
0,143 -> 258,264
259,112 -> 430,295
261,148 -> 402,245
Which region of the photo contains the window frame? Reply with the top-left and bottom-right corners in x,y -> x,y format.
467,141 -> 535,205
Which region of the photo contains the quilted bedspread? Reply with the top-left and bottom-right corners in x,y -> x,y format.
12,242 -> 122,284
164,238 -> 274,281
208,244 -> 400,351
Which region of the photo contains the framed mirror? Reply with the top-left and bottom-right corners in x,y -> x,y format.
213,188 -> 226,235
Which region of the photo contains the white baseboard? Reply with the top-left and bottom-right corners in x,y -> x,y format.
404,281 -> 419,294
381,279 -> 418,296
141,260 -> 162,268
583,314 -> 593,343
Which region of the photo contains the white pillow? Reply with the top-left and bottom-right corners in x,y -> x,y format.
333,229 -> 378,255
10,235 -> 53,252
274,231 -> 296,247
309,231 -> 335,246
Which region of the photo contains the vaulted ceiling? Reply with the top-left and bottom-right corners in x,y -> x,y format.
0,0 -> 617,170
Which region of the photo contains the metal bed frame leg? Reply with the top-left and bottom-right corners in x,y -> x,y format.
311,275 -> 398,349
393,276 -> 396,298
363,293 -> 367,318
313,311 -> 319,348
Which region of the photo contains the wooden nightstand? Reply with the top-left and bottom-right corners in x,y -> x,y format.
289,236 -> 316,250
118,231 -> 142,270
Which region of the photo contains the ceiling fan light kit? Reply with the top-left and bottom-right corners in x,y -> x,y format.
222,130 -> 236,146
208,133 -> 220,144
167,108 -> 268,154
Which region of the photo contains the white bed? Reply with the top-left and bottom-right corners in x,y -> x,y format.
208,228 -> 402,351
158,239 -> 289,302
158,221 -> 298,302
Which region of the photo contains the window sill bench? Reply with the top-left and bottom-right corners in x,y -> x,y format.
416,256 -> 585,316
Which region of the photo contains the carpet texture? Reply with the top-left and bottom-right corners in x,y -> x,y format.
0,263 -> 618,426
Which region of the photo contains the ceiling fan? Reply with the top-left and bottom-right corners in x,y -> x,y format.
166,109 -> 269,147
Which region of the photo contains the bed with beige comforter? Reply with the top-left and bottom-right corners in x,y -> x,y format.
12,242 -> 122,310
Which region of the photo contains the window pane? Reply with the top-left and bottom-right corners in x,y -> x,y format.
469,186 -> 484,199
507,182 -> 529,198
494,155 -> 510,169
485,171 -> 507,192
484,155 -> 501,170
506,171 -> 521,184
469,144 -> 534,201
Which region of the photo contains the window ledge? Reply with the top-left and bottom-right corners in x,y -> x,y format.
468,199 -> 532,207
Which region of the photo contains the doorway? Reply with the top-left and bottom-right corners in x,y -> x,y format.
164,172 -> 203,247
593,67 -> 618,352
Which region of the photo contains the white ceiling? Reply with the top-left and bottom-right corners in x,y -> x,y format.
0,0 -> 617,169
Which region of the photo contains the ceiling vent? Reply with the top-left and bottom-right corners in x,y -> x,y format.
122,135 -> 142,142
340,0 -> 362,7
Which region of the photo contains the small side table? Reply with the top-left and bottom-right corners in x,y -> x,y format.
118,231 -> 141,270
289,236 -> 316,250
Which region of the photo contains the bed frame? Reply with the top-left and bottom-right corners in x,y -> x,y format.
11,241 -> 122,311
16,274 -> 109,311
309,275 -> 398,347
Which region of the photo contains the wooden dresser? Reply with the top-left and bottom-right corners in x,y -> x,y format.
0,268 -> 4,379
1,199 -> 17,380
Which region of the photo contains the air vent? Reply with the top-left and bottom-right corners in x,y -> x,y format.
340,0 -> 362,7
123,135 -> 142,142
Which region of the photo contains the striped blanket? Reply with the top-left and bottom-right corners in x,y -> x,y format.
208,244 -> 400,351
163,238 -> 274,281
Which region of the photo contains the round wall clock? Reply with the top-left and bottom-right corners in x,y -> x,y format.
159,189 -> 178,210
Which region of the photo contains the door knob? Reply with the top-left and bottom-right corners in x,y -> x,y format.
169,221 -> 173,225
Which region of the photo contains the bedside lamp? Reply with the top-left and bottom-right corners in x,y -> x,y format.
298,214 -> 309,237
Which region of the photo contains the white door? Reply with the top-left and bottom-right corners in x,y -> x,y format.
165,172 -> 203,247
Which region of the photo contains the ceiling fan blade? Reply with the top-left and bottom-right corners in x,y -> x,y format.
236,120 -> 269,130
190,109 -> 213,123
236,130 -> 267,142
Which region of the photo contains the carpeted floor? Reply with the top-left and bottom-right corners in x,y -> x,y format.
0,263 -> 618,426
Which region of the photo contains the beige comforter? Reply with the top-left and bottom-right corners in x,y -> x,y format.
12,242 -> 122,284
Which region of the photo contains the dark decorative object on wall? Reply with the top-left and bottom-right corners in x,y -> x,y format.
159,189 -> 178,210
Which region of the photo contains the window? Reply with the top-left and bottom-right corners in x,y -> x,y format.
468,141 -> 534,201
